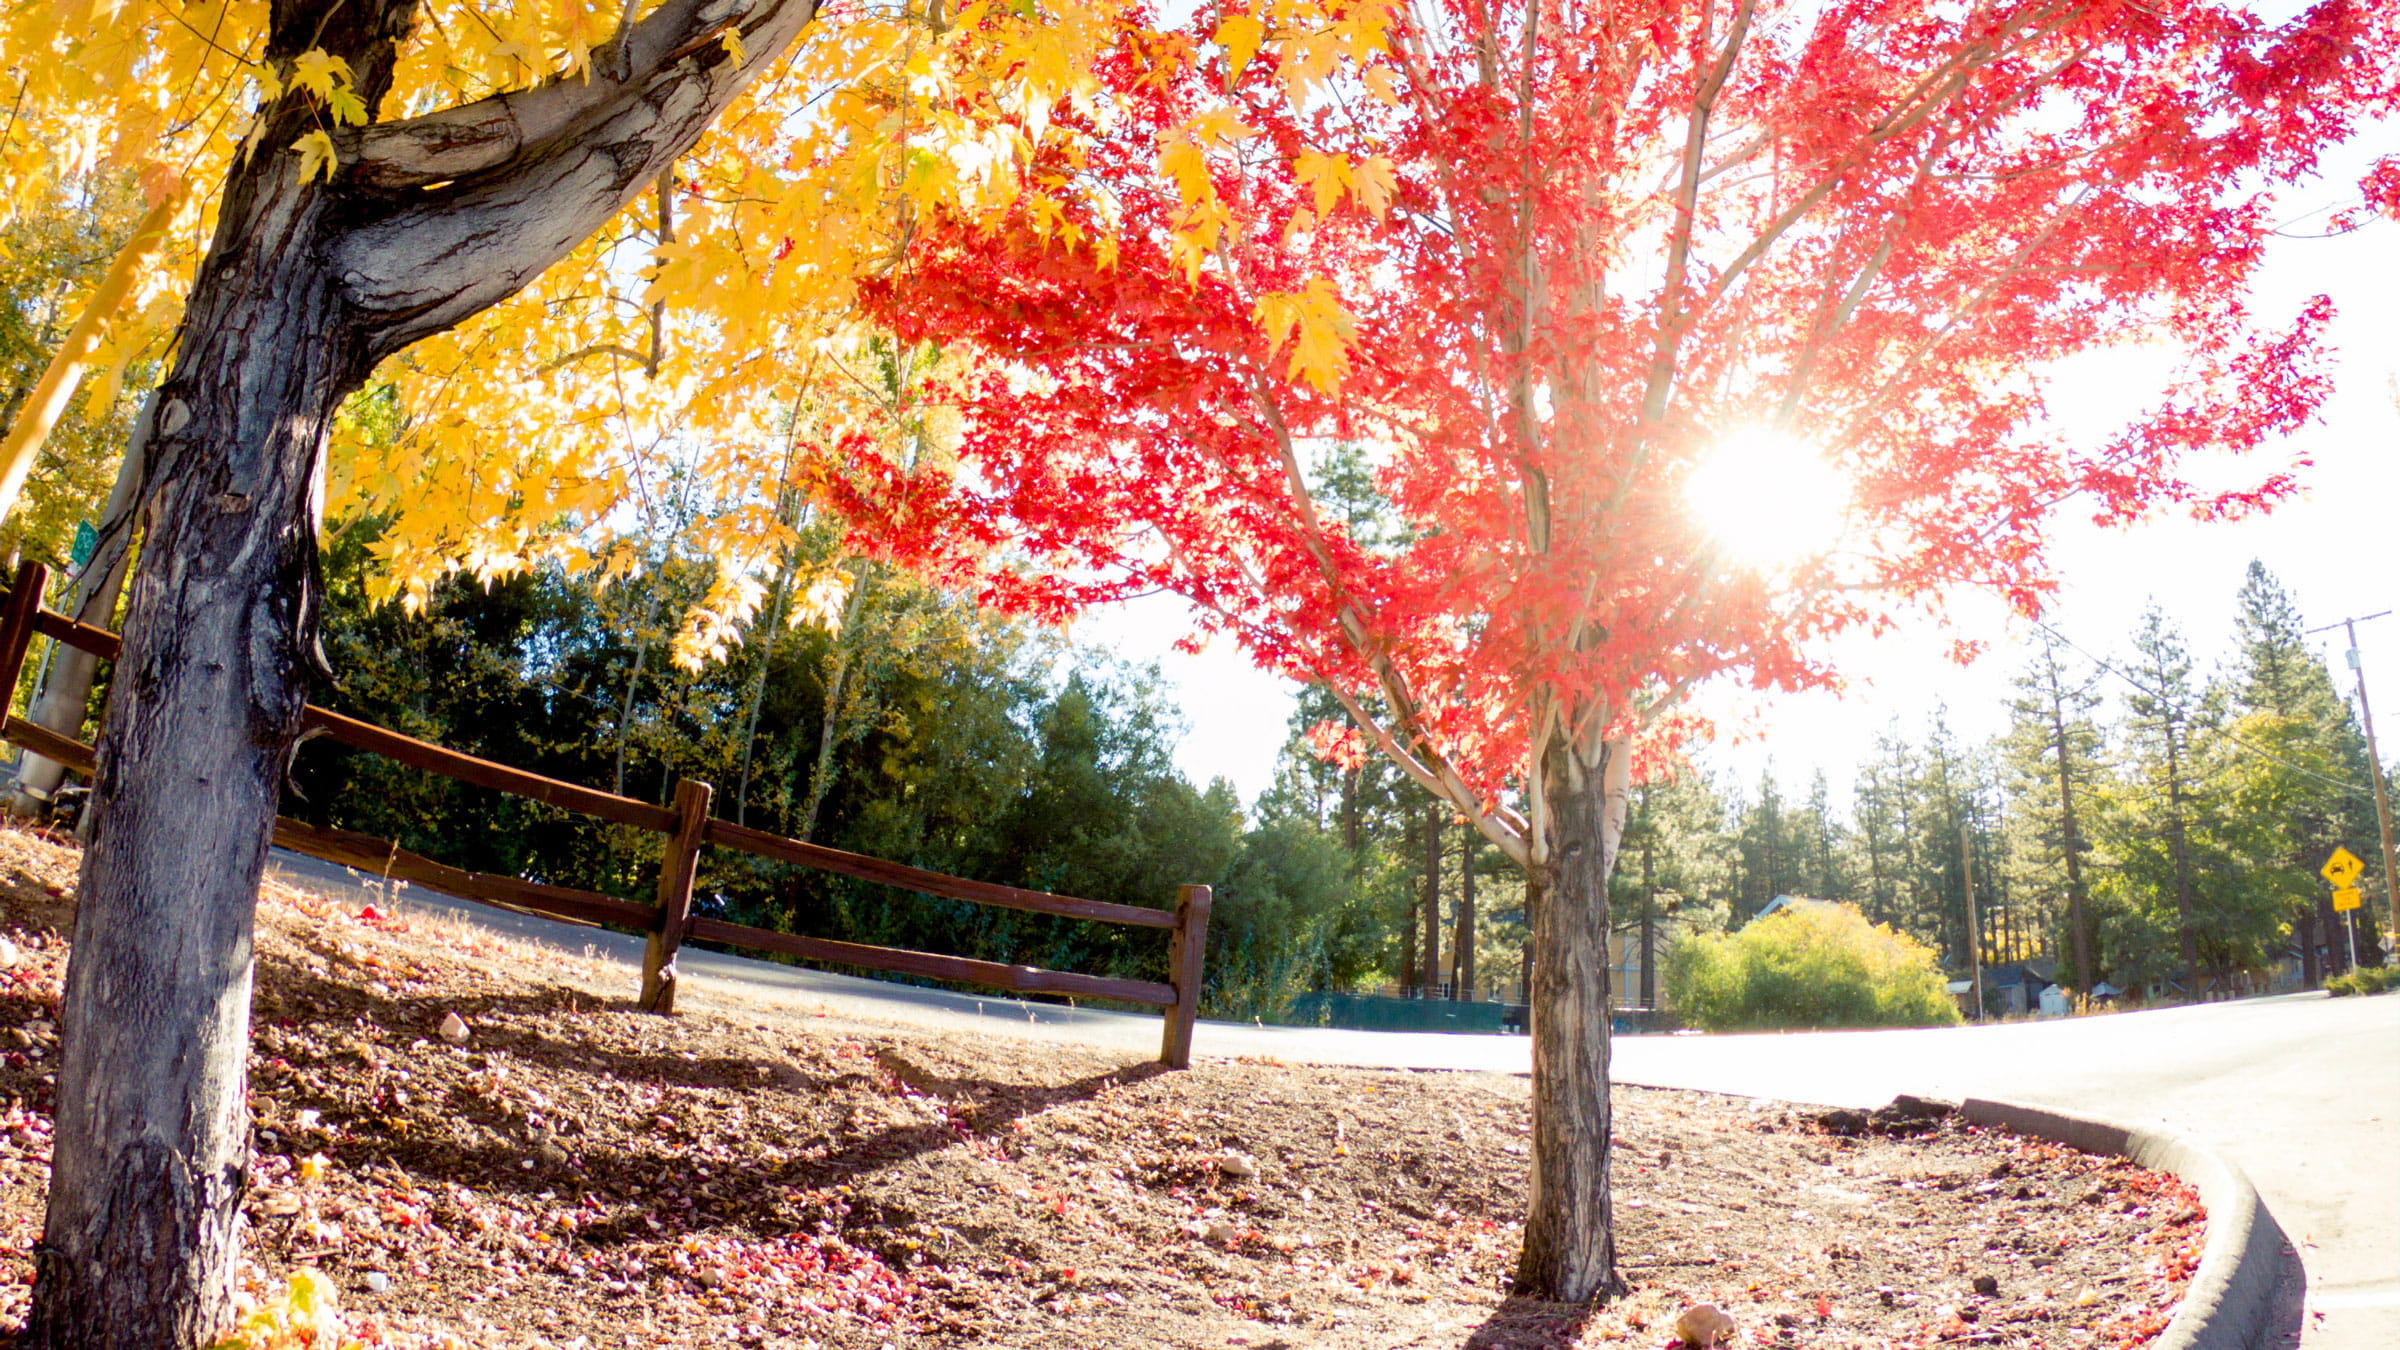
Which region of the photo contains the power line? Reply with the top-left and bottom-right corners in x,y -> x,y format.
2031,621 -> 2379,804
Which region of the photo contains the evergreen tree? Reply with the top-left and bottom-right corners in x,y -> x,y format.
2002,630 -> 2105,991
2109,605 -> 2207,990
1613,773 -> 1734,1009
1851,741 -> 1911,929
2207,562 -> 2386,977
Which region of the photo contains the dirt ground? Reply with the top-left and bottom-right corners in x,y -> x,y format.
0,825 -> 2203,1349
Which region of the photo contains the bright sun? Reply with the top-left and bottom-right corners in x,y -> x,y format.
1682,427 -> 1853,572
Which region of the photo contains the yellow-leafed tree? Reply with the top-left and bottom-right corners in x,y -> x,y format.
0,1 -> 1278,1344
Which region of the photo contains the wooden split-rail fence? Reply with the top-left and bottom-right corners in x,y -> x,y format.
0,562 -> 1212,1067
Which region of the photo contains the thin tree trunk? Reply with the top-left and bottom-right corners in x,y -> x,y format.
1896,793 -> 1921,941
1400,809 -> 1419,997
2296,908 -> 2321,988
1513,734 -> 1630,1304
1453,821 -> 1475,1000
1862,806 -> 1887,925
733,550 -> 798,826
611,573 -> 664,798
11,402 -> 150,815
2315,892 -> 2347,978
793,565 -> 872,844
1639,831 -> 1657,1010
1421,800 -> 1442,996
2163,735 -> 2200,993
2042,689 -> 2093,993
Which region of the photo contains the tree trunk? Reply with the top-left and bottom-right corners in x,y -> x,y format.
1421,799 -> 1442,996
11,407 -> 149,815
1513,735 -> 1630,1304
793,564 -> 871,844
28,3 -> 822,1343
1399,808 -> 1419,997
29,52 -> 383,1341
2296,907 -> 2321,988
2315,891 -> 2347,978
2163,744 -> 2200,993
732,548 -> 797,826
1638,832 -> 1657,1011
2041,687 -> 2093,993
610,572 -> 664,797
1453,822 -> 1475,1000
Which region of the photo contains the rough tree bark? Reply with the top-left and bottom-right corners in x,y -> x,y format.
29,2 -> 818,1345
1512,734 -> 1632,1303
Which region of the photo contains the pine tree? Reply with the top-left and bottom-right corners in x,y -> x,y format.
2117,605 -> 2206,991
2210,562 -> 2386,977
2003,631 -> 2106,991
1852,742 -> 1911,929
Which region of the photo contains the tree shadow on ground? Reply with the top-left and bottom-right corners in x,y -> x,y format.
1458,1295 -> 1595,1350
250,956 -> 1169,1248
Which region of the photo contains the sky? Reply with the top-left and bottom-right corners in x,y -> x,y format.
1076,145 -> 2400,820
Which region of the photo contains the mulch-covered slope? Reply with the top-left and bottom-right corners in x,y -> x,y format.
0,825 -> 2201,1349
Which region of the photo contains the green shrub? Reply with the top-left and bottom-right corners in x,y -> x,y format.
2327,964 -> 2400,997
1663,901 -> 1962,1032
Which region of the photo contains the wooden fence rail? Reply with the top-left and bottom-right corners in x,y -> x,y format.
0,561 -> 1212,1067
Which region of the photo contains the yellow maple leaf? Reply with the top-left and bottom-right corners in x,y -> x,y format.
292,130 -> 337,185
793,568 -> 856,629
1253,278 -> 1352,393
289,49 -> 349,101
1294,149 -> 1347,217
1159,140 -> 1212,208
1213,13 -> 1266,85
1350,154 -> 1397,219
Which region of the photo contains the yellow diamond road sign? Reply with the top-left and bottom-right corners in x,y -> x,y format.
2333,886 -> 2363,913
2321,846 -> 2365,887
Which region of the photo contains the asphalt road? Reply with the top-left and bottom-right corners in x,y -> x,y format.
265,849 -> 2400,1350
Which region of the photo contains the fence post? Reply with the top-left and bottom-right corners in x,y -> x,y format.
640,778 -> 712,1014
0,560 -> 50,715
1160,883 -> 1211,1069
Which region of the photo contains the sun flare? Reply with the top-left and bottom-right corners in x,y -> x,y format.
1683,428 -> 1853,572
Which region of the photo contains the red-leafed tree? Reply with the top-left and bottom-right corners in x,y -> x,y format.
848,0 -> 2394,1301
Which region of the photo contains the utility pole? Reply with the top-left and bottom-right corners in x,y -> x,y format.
1961,820 -> 1984,1019
2310,611 -> 2397,958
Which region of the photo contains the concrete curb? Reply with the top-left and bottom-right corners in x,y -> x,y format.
1960,1097 -> 2290,1350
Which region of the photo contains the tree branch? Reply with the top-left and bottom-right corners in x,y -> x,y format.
330,0 -> 819,358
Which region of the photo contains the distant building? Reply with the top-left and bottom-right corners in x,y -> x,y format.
1950,958 -> 2060,1017
1745,895 -> 1848,925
